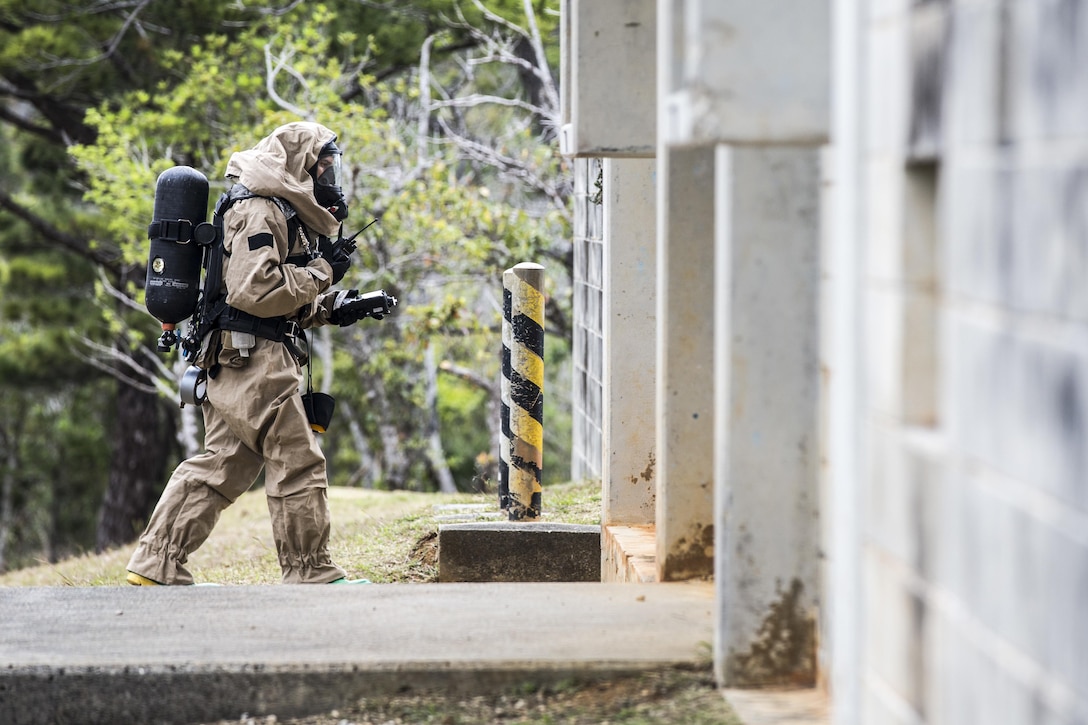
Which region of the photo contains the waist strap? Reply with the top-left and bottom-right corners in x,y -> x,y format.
216,305 -> 308,365
216,306 -> 293,341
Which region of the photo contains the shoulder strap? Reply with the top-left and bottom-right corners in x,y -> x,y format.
220,183 -> 303,246
180,189 -> 234,360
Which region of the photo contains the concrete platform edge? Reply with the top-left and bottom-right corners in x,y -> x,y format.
722,686 -> 831,725
1,582 -> 714,724
1,661 -> 709,725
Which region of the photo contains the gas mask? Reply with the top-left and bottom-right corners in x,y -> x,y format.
310,139 -> 349,222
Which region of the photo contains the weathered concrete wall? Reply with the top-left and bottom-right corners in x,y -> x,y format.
564,0 -> 1088,720
850,1 -> 1088,722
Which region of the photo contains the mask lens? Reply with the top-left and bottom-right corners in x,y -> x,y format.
316,153 -> 342,189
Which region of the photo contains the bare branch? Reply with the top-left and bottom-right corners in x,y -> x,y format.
96,265 -> 147,316
76,337 -> 161,396
23,0 -> 153,71
223,0 -> 305,24
264,41 -> 312,119
521,0 -> 561,113
466,50 -> 536,74
433,116 -> 568,214
429,94 -> 547,117
140,345 -> 178,385
439,360 -> 498,397
418,33 -> 437,167
0,102 -> 59,142
457,0 -> 559,118
469,0 -> 526,37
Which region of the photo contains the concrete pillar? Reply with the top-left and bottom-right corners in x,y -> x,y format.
713,145 -> 822,687
826,0 -> 864,718
662,0 -> 830,146
655,145 -> 716,581
560,0 -> 656,156
602,158 -> 658,526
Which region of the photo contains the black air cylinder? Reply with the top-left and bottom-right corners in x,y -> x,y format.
145,166 -> 209,325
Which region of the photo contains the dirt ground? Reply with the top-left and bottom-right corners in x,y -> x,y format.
208,666 -> 743,724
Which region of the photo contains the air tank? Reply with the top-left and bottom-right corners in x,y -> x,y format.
145,166 -> 209,326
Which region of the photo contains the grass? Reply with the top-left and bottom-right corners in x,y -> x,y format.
0,480 -> 602,587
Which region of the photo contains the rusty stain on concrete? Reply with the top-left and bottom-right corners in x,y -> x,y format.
727,578 -> 816,687
627,452 -> 655,485
660,523 -> 714,581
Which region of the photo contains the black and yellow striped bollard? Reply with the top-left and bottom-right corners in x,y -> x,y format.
500,262 -> 544,520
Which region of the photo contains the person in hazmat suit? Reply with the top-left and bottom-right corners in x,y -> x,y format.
127,122 -> 381,585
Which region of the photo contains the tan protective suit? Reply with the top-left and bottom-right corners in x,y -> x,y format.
127,122 -> 352,584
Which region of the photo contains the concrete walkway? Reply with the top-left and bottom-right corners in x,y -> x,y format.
0,581 -> 714,724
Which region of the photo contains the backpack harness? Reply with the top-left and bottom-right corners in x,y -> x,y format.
180,184 -> 312,369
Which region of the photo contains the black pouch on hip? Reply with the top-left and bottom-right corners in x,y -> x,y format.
302,392 -> 335,434
300,330 -> 334,434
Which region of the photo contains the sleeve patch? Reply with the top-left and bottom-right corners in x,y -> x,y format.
248,232 -> 274,251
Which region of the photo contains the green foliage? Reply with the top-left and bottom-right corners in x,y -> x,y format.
437,374 -> 492,490
0,0 -> 573,570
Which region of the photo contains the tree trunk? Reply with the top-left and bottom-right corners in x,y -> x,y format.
376,371 -> 411,490
95,377 -> 175,551
0,427 -> 17,573
340,401 -> 377,489
424,346 -> 458,493
514,36 -> 547,131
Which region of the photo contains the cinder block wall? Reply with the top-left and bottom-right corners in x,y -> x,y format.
570,156 -> 605,483
858,2 -> 1088,722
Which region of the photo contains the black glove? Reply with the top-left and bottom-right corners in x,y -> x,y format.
318,236 -> 352,285
329,289 -> 399,326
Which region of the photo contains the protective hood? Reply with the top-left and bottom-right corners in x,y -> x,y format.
224,122 -> 343,237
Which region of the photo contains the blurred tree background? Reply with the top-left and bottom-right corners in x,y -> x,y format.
0,0 -> 571,572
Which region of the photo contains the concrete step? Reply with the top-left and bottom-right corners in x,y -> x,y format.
603,524 -> 658,583
438,522 -> 601,582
